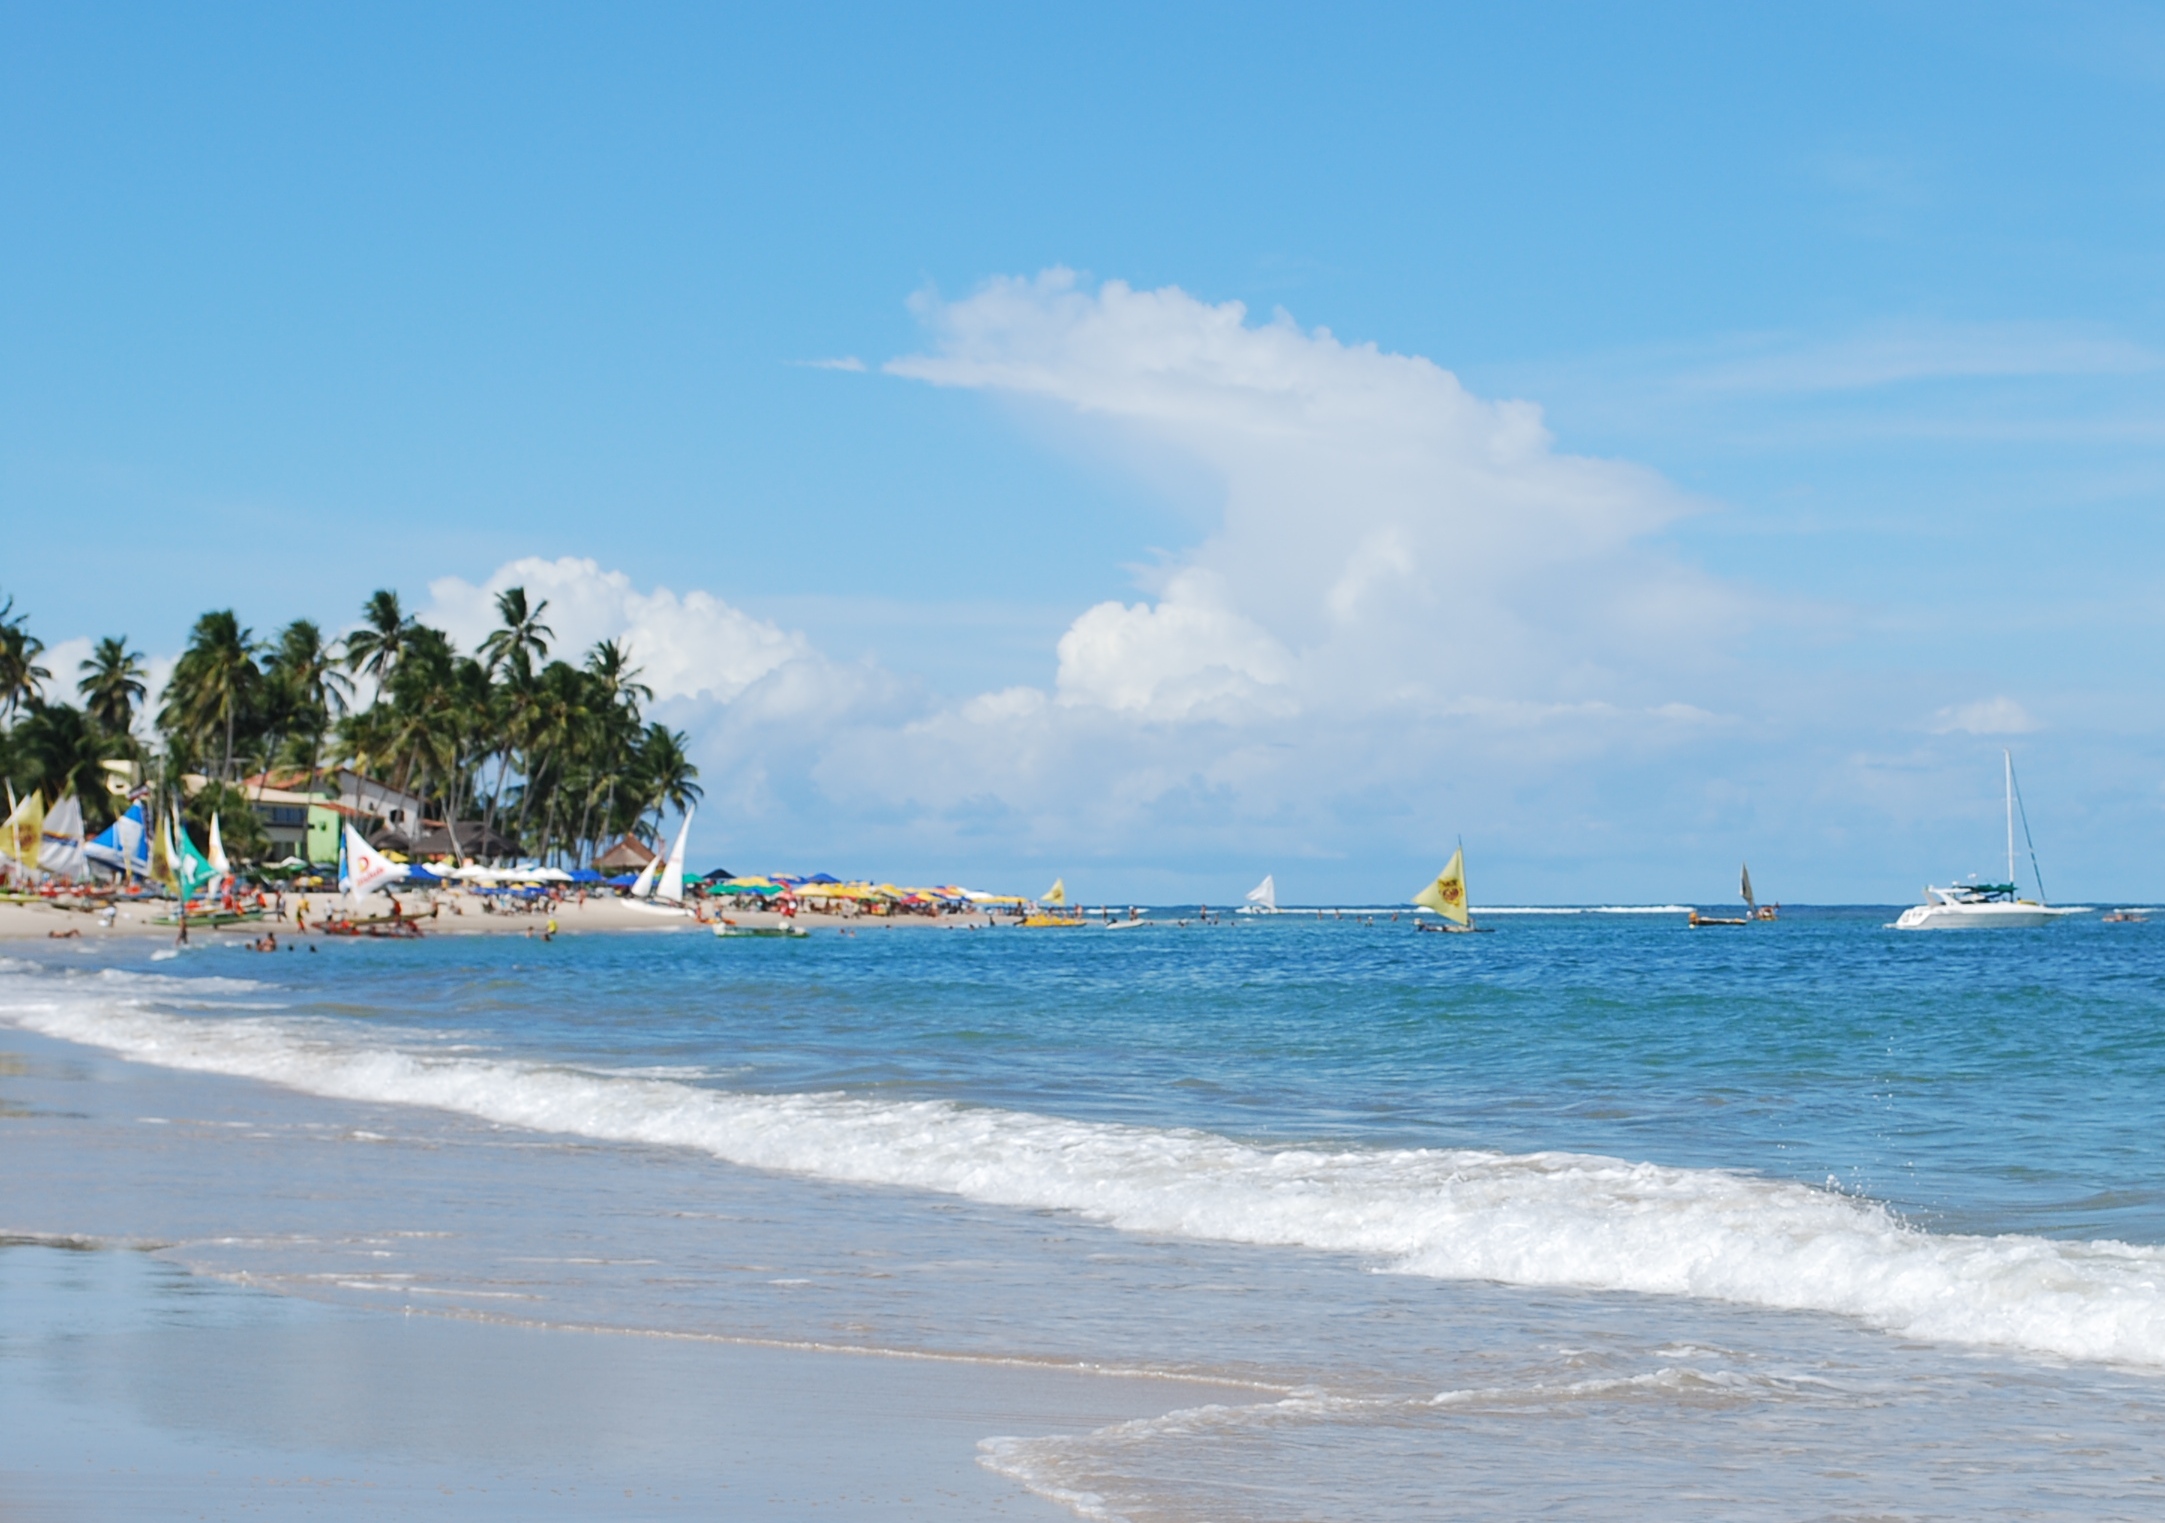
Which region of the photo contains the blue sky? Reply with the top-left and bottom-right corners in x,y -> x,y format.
7,2 -> 2165,902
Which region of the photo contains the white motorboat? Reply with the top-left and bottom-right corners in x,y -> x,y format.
1894,752 -> 2086,930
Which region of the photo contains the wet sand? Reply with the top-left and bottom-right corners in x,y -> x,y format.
0,1019 -> 1246,1521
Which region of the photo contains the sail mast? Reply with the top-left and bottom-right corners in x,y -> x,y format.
2004,750 -> 2015,889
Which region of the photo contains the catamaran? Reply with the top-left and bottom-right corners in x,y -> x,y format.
1239,874 -> 1278,914
630,809 -> 696,916
1894,751 -> 2085,930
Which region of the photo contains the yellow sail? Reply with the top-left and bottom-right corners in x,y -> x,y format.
1043,877 -> 1067,906
1412,848 -> 1470,926
1,790 -> 43,871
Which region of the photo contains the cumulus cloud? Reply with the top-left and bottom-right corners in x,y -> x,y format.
1929,696 -> 2039,735
422,557 -> 808,704
890,268 -> 1741,727
1054,570 -> 1295,719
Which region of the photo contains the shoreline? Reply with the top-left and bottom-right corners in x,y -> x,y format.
0,1015 -> 1255,1521
0,892 -> 1012,942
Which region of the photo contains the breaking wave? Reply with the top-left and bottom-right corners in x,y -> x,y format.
7,964 -> 2165,1368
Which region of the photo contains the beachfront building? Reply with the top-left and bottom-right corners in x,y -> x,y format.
594,834 -> 657,875
238,769 -> 430,850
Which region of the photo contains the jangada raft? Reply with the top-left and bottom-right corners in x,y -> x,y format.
1895,750 -> 2088,930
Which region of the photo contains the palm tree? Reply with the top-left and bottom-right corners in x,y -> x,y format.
635,723 -> 702,836
77,636 -> 148,739
0,596 -> 51,724
12,700 -> 120,827
159,610 -> 262,781
344,589 -> 415,690
265,619 -> 352,792
480,586 -> 553,684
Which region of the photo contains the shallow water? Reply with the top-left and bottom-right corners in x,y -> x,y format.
5,908 -> 2165,1517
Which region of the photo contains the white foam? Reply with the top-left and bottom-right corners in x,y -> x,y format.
8,971 -> 2165,1369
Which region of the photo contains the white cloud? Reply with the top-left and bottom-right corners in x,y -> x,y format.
1054,570 -> 1294,719
422,557 -> 808,703
796,356 -> 867,372
890,269 -> 1739,725
36,636 -> 92,705
1929,696 -> 2039,735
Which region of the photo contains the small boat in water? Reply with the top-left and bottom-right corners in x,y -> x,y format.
1412,846 -> 1490,933
1239,874 -> 1279,915
2103,909 -> 2150,924
712,921 -> 808,939
1023,877 -> 1085,928
1691,863 -> 1766,927
1894,752 -> 2086,930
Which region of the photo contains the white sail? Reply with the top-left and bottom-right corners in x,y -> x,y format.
627,842 -> 661,900
1740,863 -> 1755,909
208,812 -> 231,884
656,807 -> 694,905
38,794 -> 88,881
1244,874 -> 1277,912
342,823 -> 406,900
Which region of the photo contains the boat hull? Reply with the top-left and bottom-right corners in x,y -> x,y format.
1892,902 -> 2068,930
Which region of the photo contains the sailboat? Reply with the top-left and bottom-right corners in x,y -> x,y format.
626,840 -> 662,900
1412,846 -> 1489,933
1023,876 -> 1085,927
1238,874 -> 1278,914
38,794 -> 89,882
630,809 -> 696,916
1894,751 -> 2086,930
1690,862 -> 1758,927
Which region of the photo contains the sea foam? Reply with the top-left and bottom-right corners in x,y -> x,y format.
7,968 -> 2165,1369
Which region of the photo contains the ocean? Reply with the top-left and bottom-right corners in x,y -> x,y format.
6,907 -> 2165,1517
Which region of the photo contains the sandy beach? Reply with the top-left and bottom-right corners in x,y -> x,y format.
0,892 -> 1005,943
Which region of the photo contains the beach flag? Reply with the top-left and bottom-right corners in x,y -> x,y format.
341,823 -> 405,898
1413,849 -> 1469,926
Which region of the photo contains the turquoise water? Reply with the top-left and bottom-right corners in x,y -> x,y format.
6,908 -> 2165,1517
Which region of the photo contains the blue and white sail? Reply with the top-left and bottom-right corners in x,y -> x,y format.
84,802 -> 151,878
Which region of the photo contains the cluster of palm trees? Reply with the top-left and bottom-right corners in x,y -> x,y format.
0,585 -> 701,867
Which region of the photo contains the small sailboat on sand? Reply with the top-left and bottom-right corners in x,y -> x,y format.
1412,846 -> 1490,933
629,808 -> 695,917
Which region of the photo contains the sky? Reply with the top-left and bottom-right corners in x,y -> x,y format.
7,1 -> 2165,903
